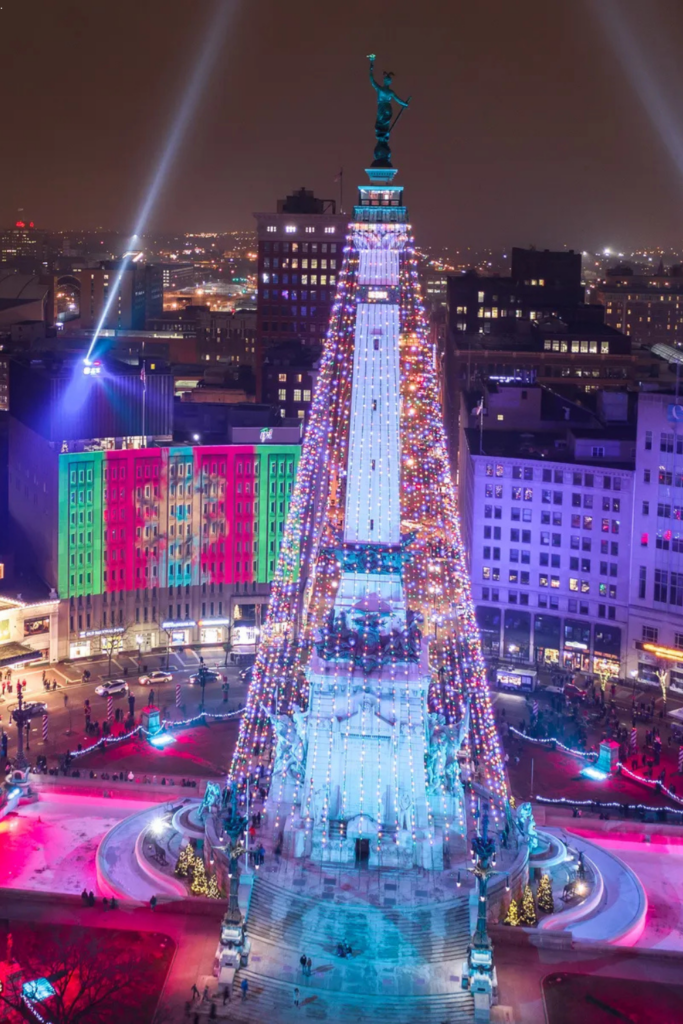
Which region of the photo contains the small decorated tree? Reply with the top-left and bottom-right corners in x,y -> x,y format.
190,855 -> 210,895
175,844 -> 196,878
207,873 -> 222,899
520,883 -> 537,926
537,874 -> 555,914
503,898 -> 520,926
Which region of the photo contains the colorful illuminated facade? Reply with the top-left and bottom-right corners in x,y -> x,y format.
233,157 -> 509,865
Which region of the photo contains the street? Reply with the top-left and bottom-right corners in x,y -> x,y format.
0,646 -> 251,766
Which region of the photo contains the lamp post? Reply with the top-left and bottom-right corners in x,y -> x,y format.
462,804 -> 498,1017
11,684 -> 32,771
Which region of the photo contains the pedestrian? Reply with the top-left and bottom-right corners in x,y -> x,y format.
294,987 -> 300,1007
202,984 -> 209,1003
240,977 -> 248,1001
88,890 -> 95,906
81,888 -> 88,904
150,689 -> 155,705
306,957 -> 312,977
300,953 -> 307,973
223,986 -> 230,1004
191,983 -> 199,1001
209,1004 -> 217,1020
64,694 -> 68,708
150,895 -> 157,911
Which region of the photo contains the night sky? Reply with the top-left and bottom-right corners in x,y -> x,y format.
3,0 -> 683,250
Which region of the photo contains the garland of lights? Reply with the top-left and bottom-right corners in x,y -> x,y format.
536,794 -> 683,816
67,707 -> 243,759
509,726 -> 598,761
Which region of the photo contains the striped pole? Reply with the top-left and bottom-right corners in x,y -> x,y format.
42,714 -> 48,743
175,683 -> 181,709
629,728 -> 638,754
107,696 -> 113,721
678,746 -> 683,774
532,700 -> 539,719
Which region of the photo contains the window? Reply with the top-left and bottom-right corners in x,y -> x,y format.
642,501 -> 649,516
661,432 -> 674,453
671,572 -> 683,607
654,569 -> 668,603
639,566 -> 647,600
509,570 -> 518,584
642,625 -> 658,642
539,573 -> 549,587
592,446 -> 605,458
645,431 -> 652,450
524,467 -> 534,481
644,469 -> 651,484
569,578 -> 579,591
583,516 -> 593,530
510,528 -> 519,542
550,576 -> 560,588
278,388 -> 287,401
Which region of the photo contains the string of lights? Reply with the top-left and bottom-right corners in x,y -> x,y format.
509,726 -> 598,761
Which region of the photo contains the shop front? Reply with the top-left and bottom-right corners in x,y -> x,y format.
161,620 -> 197,647
502,610 -> 531,663
533,614 -> 561,666
562,619 -> 591,672
593,624 -> 622,680
69,639 -> 91,659
0,597 -> 59,663
70,625 -> 127,660
476,606 -> 501,658
199,618 -> 230,645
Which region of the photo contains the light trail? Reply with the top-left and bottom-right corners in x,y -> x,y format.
85,0 -> 236,364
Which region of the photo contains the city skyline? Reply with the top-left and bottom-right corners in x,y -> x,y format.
5,1 -> 683,250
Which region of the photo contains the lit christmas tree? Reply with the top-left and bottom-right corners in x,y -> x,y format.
520,884 -> 537,926
174,844 -> 195,878
230,60 -> 508,867
190,855 -> 209,896
537,874 -> 555,914
503,898 -> 520,926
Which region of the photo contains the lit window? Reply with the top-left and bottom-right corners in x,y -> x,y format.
266,226 -> 276,233
305,226 -> 315,234
285,225 -> 296,233
293,389 -> 302,402
278,373 -> 287,382
278,389 -> 286,401
324,226 -> 335,234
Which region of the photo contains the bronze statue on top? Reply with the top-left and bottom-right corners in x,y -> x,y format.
367,54 -> 411,167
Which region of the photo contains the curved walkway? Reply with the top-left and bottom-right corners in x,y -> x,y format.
97,803 -> 188,902
539,827 -> 647,945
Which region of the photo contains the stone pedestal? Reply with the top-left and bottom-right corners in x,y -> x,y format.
596,739 -> 620,774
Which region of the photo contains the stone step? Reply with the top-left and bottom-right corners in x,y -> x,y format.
247,877 -> 472,963
224,969 -> 475,1024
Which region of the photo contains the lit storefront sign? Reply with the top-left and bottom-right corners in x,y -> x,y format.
161,620 -> 197,630
637,641 -> 683,663
24,616 -> 50,637
78,626 -> 125,639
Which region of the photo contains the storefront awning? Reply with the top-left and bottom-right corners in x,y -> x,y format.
0,642 -> 41,667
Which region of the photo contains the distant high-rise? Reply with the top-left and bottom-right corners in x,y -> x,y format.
75,261 -> 163,332
597,264 -> 683,348
253,188 -> 347,398
0,220 -> 45,273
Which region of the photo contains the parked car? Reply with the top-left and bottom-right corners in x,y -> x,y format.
189,669 -> 220,686
138,670 -> 173,685
20,701 -> 48,718
239,665 -> 254,685
95,679 -> 129,697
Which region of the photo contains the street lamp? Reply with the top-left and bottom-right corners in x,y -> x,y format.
461,804 -> 497,1011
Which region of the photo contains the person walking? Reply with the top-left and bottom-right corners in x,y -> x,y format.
222,986 -> 230,1004
300,953 -> 307,973
202,984 -> 209,1003
306,957 -> 312,977
294,987 -> 300,1008
240,977 -> 249,1001
190,983 -> 199,1001
150,895 -> 157,911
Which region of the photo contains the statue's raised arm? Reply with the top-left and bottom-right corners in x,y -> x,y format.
366,53 -> 411,168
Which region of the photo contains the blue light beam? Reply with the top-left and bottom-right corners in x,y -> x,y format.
592,1 -> 683,186
85,1 -> 236,363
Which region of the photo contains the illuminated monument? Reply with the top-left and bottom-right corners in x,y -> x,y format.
232,56 -> 509,871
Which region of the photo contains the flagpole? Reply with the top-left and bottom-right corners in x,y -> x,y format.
339,168 -> 343,215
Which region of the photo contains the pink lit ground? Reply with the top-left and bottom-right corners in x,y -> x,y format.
568,826 -> 683,952
0,792 -> 158,895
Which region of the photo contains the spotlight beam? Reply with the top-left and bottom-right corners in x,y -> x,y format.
86,0 -> 236,362
592,0 -> 683,187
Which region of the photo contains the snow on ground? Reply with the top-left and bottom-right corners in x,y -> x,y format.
0,792 -> 158,895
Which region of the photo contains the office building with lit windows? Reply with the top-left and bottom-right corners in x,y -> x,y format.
254,188 -> 347,387
628,391 -> 683,692
458,384 -> 635,678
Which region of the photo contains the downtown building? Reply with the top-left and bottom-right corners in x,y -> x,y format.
458,384 -> 634,680
459,383 -> 683,694
254,186 -> 347,408
597,264 -> 683,348
8,356 -> 300,661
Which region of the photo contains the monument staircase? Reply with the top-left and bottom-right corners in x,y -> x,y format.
226,873 -> 475,1022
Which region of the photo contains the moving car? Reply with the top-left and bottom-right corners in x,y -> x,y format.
563,683 -> 587,703
21,701 -> 48,718
138,670 -> 173,685
239,665 -> 254,685
189,669 -> 220,686
95,679 -> 129,697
